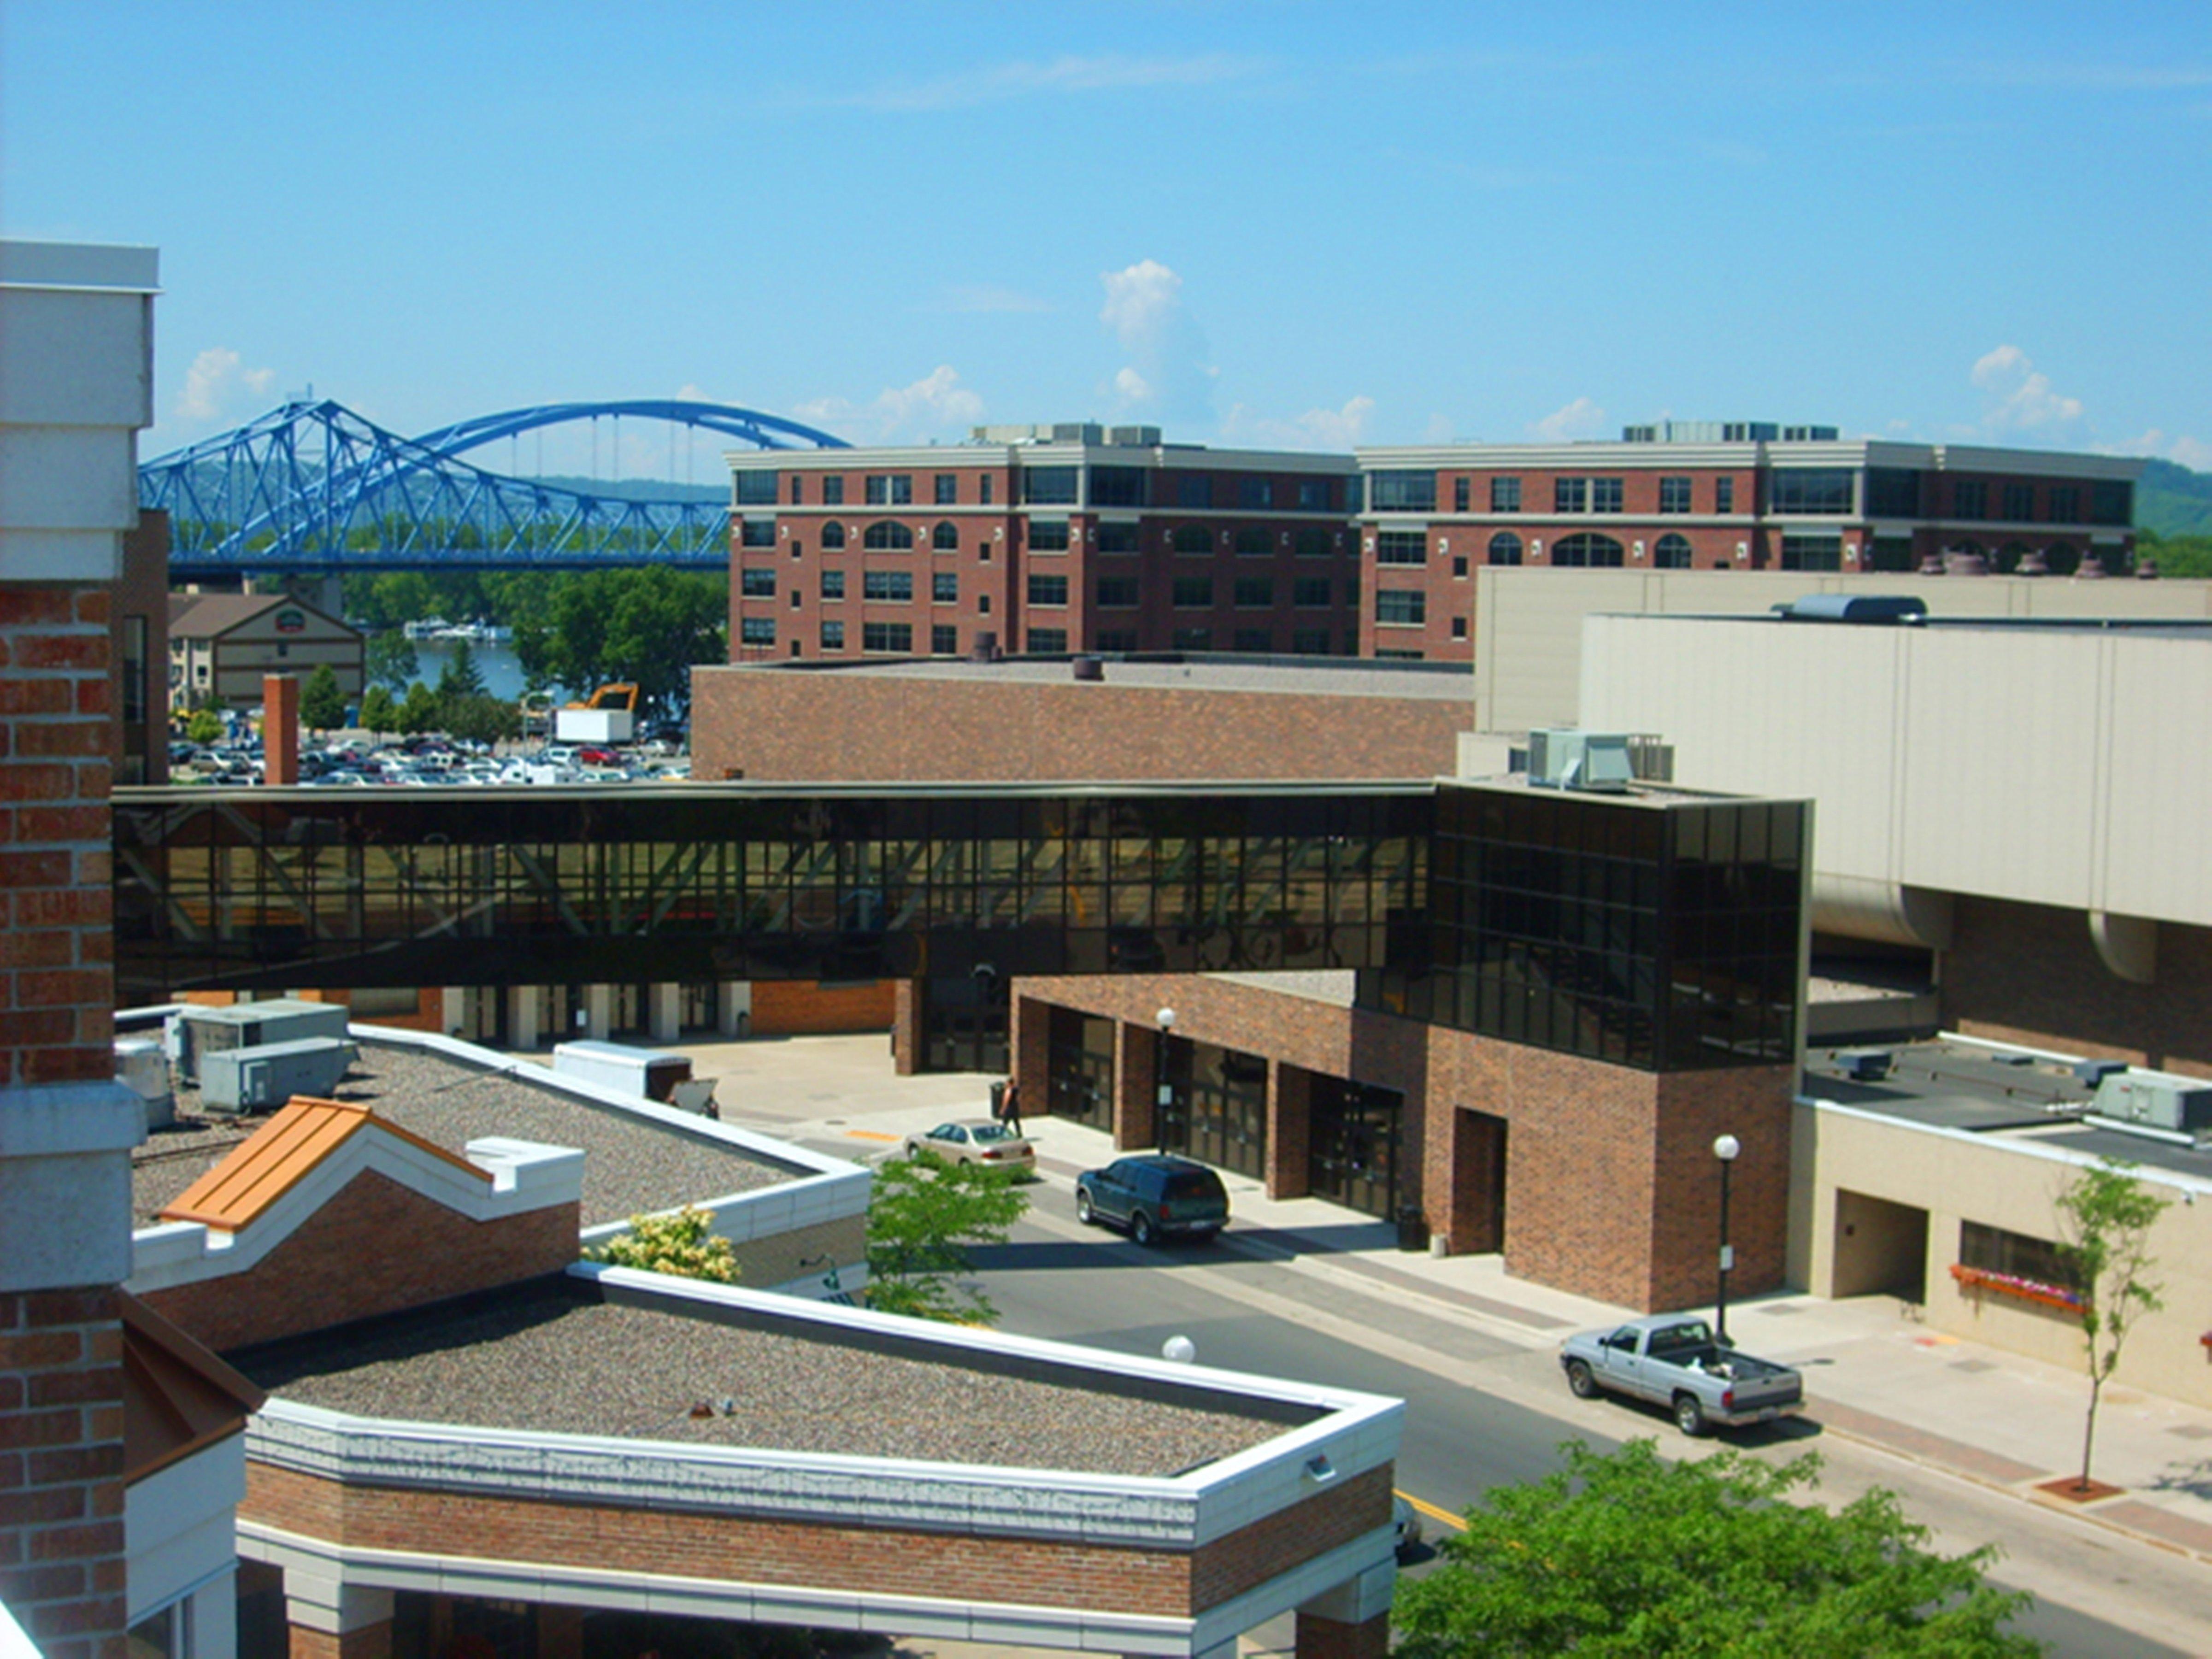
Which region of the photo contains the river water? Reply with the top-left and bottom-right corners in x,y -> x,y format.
401,638 -> 547,703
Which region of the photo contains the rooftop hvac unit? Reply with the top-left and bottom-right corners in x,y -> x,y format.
171,999 -> 351,1085
198,1036 -> 358,1116
114,1037 -> 173,1130
1834,1048 -> 1894,1082
2091,1070 -> 2212,1136
1526,730 -> 1634,794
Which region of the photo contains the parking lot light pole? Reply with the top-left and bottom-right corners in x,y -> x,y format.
1713,1133 -> 1741,1345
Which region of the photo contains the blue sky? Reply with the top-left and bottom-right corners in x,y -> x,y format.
6,1 -> 2208,476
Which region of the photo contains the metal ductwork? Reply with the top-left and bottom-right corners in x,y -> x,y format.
2089,911 -> 2158,985
1808,874 -> 1955,950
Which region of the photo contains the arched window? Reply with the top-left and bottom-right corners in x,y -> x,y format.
864,521 -> 914,551
931,520 -> 959,551
1552,532 -> 1624,567
821,521 -> 847,550
1653,533 -> 1693,569
1172,523 -> 1214,554
1487,532 -> 1523,566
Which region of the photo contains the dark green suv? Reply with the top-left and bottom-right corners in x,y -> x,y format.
1075,1154 -> 1229,1244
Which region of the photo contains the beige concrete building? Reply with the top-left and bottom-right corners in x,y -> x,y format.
169,591 -> 363,713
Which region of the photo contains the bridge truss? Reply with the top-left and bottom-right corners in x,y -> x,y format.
139,398 -> 848,575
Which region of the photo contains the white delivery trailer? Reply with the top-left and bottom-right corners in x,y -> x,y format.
553,706 -> 635,745
551,1040 -> 718,1114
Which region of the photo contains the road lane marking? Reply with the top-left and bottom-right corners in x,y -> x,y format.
1400,1491 -> 1466,1531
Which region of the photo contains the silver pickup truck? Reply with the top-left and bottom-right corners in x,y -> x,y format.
1559,1315 -> 1804,1435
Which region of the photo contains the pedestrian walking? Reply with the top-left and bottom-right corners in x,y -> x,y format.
998,1076 -> 1023,1135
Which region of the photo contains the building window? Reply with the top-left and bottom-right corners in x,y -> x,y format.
1369,470 -> 1436,512
863,521 -> 913,550
821,521 -> 847,550
1590,478 -> 1624,513
1297,478 -> 1333,511
1096,629 -> 1137,652
1554,477 -> 1588,513
935,473 -> 959,506
862,622 -> 913,653
1097,576 -> 1139,607
1376,589 -> 1426,626
1865,468 -> 1921,517
1028,628 -> 1069,653
822,477 -> 846,506
1028,574 -> 1070,606
1552,532 -> 1625,566
865,474 -> 913,506
1233,628 -> 1271,651
932,624 -> 959,654
1172,627 -> 1214,651
1173,577 -> 1215,608
1097,521 -> 1141,553
1376,530 -> 1427,565
1490,476 -> 1521,513
1375,647 -> 1424,660
736,471 -> 778,506
1451,616 -> 1467,639
1172,524 -> 1215,555
1090,466 -> 1147,507
1653,533 -> 1694,569
740,618 -> 776,646
1177,473 -> 1213,509
1294,527 -> 1333,557
1771,469 -> 1855,515
932,572 -> 958,603
2046,485 -> 2081,523
1951,479 -> 1988,520
931,520 -> 959,551
1714,476 -> 1735,513
820,619 -> 845,650
739,516 -> 776,547
1780,533 -> 1843,571
1235,577 -> 1274,608
864,571 -> 914,601
1659,476 -> 1692,514
1238,477 -> 1273,510
741,569 -> 776,598
821,571 -> 846,600
1024,466 -> 1079,506
1293,577 -> 1330,607
2091,480 -> 2132,526
1291,628 -> 1332,655
1453,477 -> 1471,513
979,594 -> 991,612
788,538 -> 805,558
789,476 -> 804,506
1960,1220 -> 2074,1293
1029,519 -> 1072,552
1487,532 -> 1523,566
980,476 -> 994,505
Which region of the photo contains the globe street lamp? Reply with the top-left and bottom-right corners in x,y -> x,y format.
1712,1133 -> 1741,1346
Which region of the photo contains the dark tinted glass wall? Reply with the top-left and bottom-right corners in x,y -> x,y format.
1369,784 -> 1802,1071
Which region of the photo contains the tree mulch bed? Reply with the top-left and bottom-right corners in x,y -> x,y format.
2035,1475 -> 2125,1504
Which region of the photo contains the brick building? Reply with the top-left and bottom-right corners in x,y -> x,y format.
727,422 -> 1362,664
167,592 -> 363,715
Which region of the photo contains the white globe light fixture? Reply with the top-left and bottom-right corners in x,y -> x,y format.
1712,1134 -> 1741,1344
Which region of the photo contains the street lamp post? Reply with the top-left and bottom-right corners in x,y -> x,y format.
1155,1009 -> 1177,1148
1712,1133 -> 1741,1345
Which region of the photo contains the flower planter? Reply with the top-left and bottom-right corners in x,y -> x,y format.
1949,1261 -> 2082,1315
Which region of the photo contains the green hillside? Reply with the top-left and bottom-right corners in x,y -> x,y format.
2139,458 -> 2212,538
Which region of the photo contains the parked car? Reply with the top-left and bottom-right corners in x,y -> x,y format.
1558,1315 -> 1804,1436
901,1119 -> 1035,1172
1074,1154 -> 1228,1244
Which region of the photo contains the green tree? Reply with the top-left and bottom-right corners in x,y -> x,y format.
1394,1439 -> 2038,1659
441,692 -> 522,746
435,637 -> 488,704
186,707 -> 224,746
397,681 -> 441,735
357,684 -> 398,735
584,1204 -> 737,1283
516,565 -> 726,717
2055,1158 -> 2171,1491
365,629 -> 419,694
299,664 -> 348,733
865,1150 -> 1027,1324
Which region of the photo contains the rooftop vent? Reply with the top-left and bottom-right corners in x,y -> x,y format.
2090,1070 -> 2212,1138
1770,594 -> 1928,625
1527,730 -> 1634,793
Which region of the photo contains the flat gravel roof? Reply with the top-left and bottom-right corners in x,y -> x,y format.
132,1040 -> 796,1228
242,1277 -> 1297,1477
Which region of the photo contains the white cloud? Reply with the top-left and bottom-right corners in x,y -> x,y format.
1221,396 -> 1377,452
1970,344 -> 2084,432
841,53 -> 1266,113
676,383 -> 710,403
1099,259 -> 1215,426
176,347 -> 275,423
1528,396 -> 1607,442
2118,429 -> 2212,472
794,367 -> 985,444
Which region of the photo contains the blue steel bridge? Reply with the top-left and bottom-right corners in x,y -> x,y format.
138,397 -> 848,577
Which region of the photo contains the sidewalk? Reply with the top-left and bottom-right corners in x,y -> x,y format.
683,1034 -> 2212,1570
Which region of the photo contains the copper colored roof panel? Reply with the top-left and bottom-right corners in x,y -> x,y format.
159,1095 -> 488,1232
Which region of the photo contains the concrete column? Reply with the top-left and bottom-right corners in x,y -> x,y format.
718,981 -> 752,1038
581,984 -> 612,1041
286,1583 -> 395,1659
442,986 -> 467,1037
649,982 -> 682,1044
188,1570 -> 239,1659
507,983 -> 542,1051
1294,1561 -> 1395,1659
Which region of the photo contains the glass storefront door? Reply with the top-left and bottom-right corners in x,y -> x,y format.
1047,1008 -> 1116,1130
1307,1076 -> 1401,1218
1161,1037 -> 1267,1181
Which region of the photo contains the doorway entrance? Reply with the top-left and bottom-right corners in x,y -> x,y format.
1046,1007 -> 1115,1130
1159,1037 -> 1267,1181
1307,1077 -> 1402,1218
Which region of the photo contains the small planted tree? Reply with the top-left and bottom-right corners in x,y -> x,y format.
585,1204 -> 738,1283
2055,1157 -> 2169,1492
397,681 -> 441,735
186,706 -> 224,745
865,1149 -> 1027,1324
357,684 -> 398,734
300,664 -> 348,733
